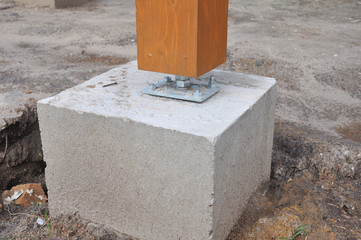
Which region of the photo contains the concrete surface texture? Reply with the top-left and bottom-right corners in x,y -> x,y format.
38,61 -> 276,240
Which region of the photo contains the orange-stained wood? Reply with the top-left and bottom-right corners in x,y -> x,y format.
136,0 -> 229,78
136,0 -> 198,77
197,0 -> 228,76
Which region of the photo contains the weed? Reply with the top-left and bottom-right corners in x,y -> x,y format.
45,208 -> 52,240
279,223 -> 311,240
62,75 -> 69,82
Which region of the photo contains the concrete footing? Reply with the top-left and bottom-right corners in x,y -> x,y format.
38,61 -> 276,240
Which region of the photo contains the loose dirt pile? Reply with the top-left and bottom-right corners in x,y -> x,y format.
0,203 -> 136,240
229,173 -> 361,240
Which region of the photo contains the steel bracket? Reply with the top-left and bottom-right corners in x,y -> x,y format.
143,76 -> 220,103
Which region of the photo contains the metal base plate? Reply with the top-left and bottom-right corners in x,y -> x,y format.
143,77 -> 220,103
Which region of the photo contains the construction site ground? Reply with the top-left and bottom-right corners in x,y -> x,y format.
0,0 -> 360,239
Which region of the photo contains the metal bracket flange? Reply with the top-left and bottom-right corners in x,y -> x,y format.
143,76 -> 220,103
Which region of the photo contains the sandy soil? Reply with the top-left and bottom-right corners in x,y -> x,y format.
225,0 -> 361,137
0,0 -> 360,137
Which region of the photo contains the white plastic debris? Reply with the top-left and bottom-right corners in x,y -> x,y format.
36,194 -> 44,200
4,189 -> 24,202
12,189 -> 24,200
26,189 -> 34,196
36,218 -> 45,226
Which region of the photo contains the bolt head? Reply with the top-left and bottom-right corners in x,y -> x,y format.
175,80 -> 191,88
208,76 -> 216,88
175,76 -> 190,81
164,76 -> 171,83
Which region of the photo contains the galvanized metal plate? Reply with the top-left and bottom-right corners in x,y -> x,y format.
143,77 -> 220,103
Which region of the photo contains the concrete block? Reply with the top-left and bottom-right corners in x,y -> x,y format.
38,61 -> 276,240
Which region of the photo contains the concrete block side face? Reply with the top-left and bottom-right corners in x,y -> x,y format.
212,85 -> 277,240
37,103 -> 215,240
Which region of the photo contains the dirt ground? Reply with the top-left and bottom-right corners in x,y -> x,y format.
228,172 -> 361,240
0,0 -> 360,136
0,203 -> 137,240
0,0 -> 360,239
1,171 -> 360,240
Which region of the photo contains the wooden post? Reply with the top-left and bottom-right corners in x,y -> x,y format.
136,0 -> 229,78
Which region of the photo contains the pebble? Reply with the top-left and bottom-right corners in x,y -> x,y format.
255,59 -> 264,67
36,218 -> 45,226
10,13 -> 19,17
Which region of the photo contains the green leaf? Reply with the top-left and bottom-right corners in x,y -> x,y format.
45,208 -> 52,240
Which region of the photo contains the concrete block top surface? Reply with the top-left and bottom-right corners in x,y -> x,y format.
38,61 -> 275,141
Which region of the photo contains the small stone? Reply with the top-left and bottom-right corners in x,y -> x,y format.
26,189 -> 33,196
255,59 -> 264,67
10,13 -> 19,17
2,190 -> 11,203
36,218 -> 45,226
9,189 -> 24,201
1,183 -> 47,207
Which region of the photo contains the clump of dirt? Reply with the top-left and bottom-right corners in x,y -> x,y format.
227,173 -> 361,240
336,122 -> 361,144
0,203 -> 137,240
0,102 -> 45,193
67,53 -> 129,66
272,120 -> 361,181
